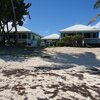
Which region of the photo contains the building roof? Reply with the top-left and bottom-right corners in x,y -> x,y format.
14,26 -> 32,32
42,34 -> 60,40
59,24 -> 100,33
6,25 -> 31,32
4,24 -> 41,37
92,22 -> 100,28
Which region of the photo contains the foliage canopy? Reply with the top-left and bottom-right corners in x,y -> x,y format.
0,0 -> 31,45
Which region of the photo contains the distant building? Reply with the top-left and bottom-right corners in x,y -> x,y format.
59,24 -> 100,46
42,34 -> 60,46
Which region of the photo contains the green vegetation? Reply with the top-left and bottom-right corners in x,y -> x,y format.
56,40 -> 66,47
36,38 -> 42,46
88,0 -> 100,25
0,0 -> 31,46
56,35 -> 83,47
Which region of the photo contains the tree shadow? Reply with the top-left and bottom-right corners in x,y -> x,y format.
47,51 -> 100,67
34,65 -> 76,72
34,51 -> 100,75
0,46 -> 47,62
0,47 -> 100,75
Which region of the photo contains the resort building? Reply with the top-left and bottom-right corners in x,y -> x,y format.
42,34 -> 60,46
0,25 -> 41,47
59,24 -> 100,46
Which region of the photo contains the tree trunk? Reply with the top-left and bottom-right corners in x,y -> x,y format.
2,28 -> 6,46
10,0 -> 17,45
6,23 -> 10,45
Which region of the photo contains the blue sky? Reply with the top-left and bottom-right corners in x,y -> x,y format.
24,0 -> 100,36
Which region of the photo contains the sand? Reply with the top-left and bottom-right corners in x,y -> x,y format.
0,47 -> 100,100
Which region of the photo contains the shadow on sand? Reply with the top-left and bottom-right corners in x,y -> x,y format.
0,47 -> 100,74
34,51 -> 100,75
0,46 -> 48,62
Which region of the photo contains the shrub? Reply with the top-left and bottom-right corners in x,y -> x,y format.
60,35 -> 83,47
56,40 -> 66,47
36,38 -> 41,46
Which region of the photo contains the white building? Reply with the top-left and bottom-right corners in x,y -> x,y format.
59,24 -> 100,46
0,25 -> 41,47
42,34 -> 60,46
42,34 -> 60,40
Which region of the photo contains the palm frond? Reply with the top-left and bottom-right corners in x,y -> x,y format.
94,0 -> 100,9
88,14 -> 100,25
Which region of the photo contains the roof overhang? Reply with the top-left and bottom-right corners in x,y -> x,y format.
42,38 -> 59,40
42,34 -> 60,40
59,30 -> 100,33
59,24 -> 100,34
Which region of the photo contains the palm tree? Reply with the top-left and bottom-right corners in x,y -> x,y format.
10,0 -> 17,32
10,0 -> 19,45
88,0 -> 100,25
94,0 -> 100,8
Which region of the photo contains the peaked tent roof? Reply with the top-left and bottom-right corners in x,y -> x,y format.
59,24 -> 100,33
42,34 -> 60,40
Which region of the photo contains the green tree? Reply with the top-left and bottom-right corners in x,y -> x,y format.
88,0 -> 100,25
61,35 -> 83,47
94,0 -> 100,9
0,0 -> 31,45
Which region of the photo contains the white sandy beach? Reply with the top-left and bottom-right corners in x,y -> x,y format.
0,47 -> 100,100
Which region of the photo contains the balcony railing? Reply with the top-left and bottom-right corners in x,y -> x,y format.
84,38 -> 100,43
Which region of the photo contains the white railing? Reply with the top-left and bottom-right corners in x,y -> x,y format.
17,39 -> 32,44
84,38 -> 100,43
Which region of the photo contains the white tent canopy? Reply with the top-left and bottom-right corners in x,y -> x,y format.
42,34 -> 60,40
59,24 -> 100,33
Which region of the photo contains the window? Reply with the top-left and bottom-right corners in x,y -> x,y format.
93,33 -> 98,38
84,33 -> 91,38
77,33 -> 82,36
18,35 -> 21,39
61,33 -> 66,38
63,33 -> 66,37
33,35 -> 35,40
28,34 -> 31,39
68,33 -> 76,36
10,35 -> 13,39
22,34 -> 27,39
